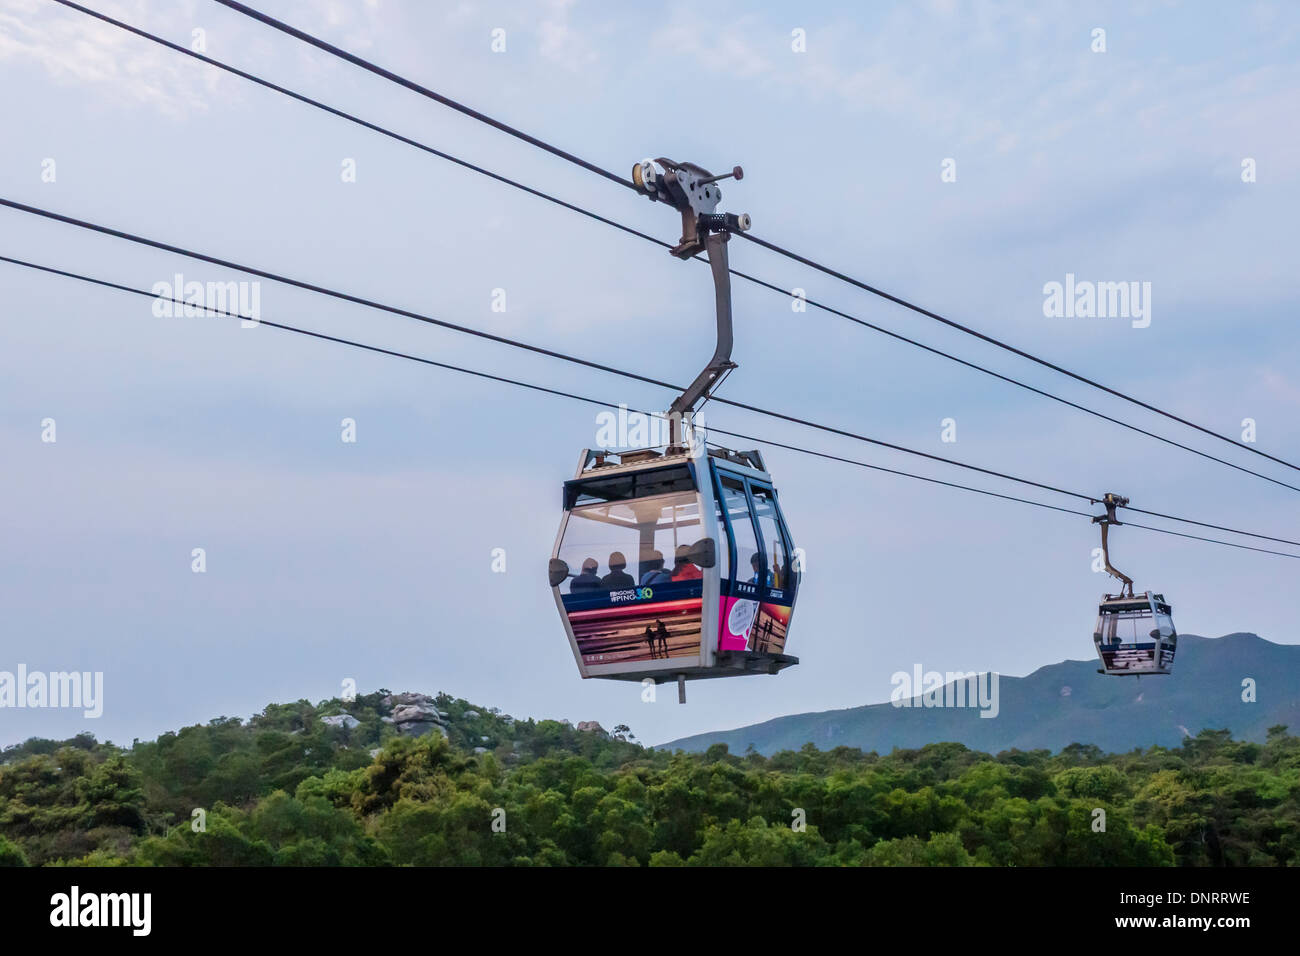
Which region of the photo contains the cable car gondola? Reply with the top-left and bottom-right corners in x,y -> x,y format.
1091,493 -> 1177,676
547,158 -> 799,701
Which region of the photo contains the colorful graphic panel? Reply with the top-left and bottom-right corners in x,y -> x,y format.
718,595 -> 758,651
751,602 -> 792,654
1098,643 -> 1174,673
564,583 -> 703,666
717,584 -> 794,654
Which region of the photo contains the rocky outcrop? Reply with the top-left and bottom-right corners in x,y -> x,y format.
321,714 -> 361,730
577,721 -> 607,735
381,692 -> 449,738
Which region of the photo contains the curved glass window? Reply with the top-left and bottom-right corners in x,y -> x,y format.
720,476 -> 761,587
1153,609 -> 1175,638
751,486 -> 791,590
1097,606 -> 1156,643
558,492 -> 703,594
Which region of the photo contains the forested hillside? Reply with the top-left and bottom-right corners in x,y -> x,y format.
1,690 -> 1297,866
666,634 -> 1300,755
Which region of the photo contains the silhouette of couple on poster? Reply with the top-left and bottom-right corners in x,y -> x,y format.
644,620 -> 672,659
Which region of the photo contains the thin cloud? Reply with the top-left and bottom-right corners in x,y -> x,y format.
0,0 -> 220,117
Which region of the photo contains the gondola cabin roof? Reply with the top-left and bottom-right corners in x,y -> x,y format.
568,445 -> 770,482
574,447 -> 696,478
1098,592 -> 1171,614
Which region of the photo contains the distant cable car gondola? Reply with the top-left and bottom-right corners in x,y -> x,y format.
1091,493 -> 1177,676
547,158 -> 799,701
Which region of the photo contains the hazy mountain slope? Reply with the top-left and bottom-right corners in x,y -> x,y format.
663,634 -> 1300,755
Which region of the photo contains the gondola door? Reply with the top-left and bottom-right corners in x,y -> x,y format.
711,467 -> 798,658
748,482 -> 797,656
713,470 -> 762,653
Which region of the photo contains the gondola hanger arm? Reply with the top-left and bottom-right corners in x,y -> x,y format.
1092,492 -> 1134,597
631,157 -> 751,444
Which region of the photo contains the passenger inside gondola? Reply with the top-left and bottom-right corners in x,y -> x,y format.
670,545 -> 703,581
749,552 -> 773,587
570,558 -> 602,593
601,551 -> 636,590
640,550 -> 673,586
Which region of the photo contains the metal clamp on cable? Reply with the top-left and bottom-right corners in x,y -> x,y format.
631,158 -> 748,258
698,212 -> 752,234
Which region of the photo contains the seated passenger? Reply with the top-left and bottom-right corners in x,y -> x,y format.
749,553 -> 773,587
640,550 -> 673,586
600,551 -> 636,590
569,558 -> 602,593
670,545 -> 703,582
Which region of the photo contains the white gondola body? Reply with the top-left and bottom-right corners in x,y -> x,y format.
1093,591 -> 1177,676
549,440 -> 799,685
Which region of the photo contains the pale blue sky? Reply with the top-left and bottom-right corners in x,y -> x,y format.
1,0 -> 1297,748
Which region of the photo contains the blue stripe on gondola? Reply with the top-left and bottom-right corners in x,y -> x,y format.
561,579 -> 703,611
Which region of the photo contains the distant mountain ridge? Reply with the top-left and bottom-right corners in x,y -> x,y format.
662,634 -> 1300,755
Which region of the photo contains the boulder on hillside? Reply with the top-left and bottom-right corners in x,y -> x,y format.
399,720 -> 449,738
392,703 -> 442,724
576,721 -> 607,735
383,692 -> 449,711
382,692 -> 451,738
